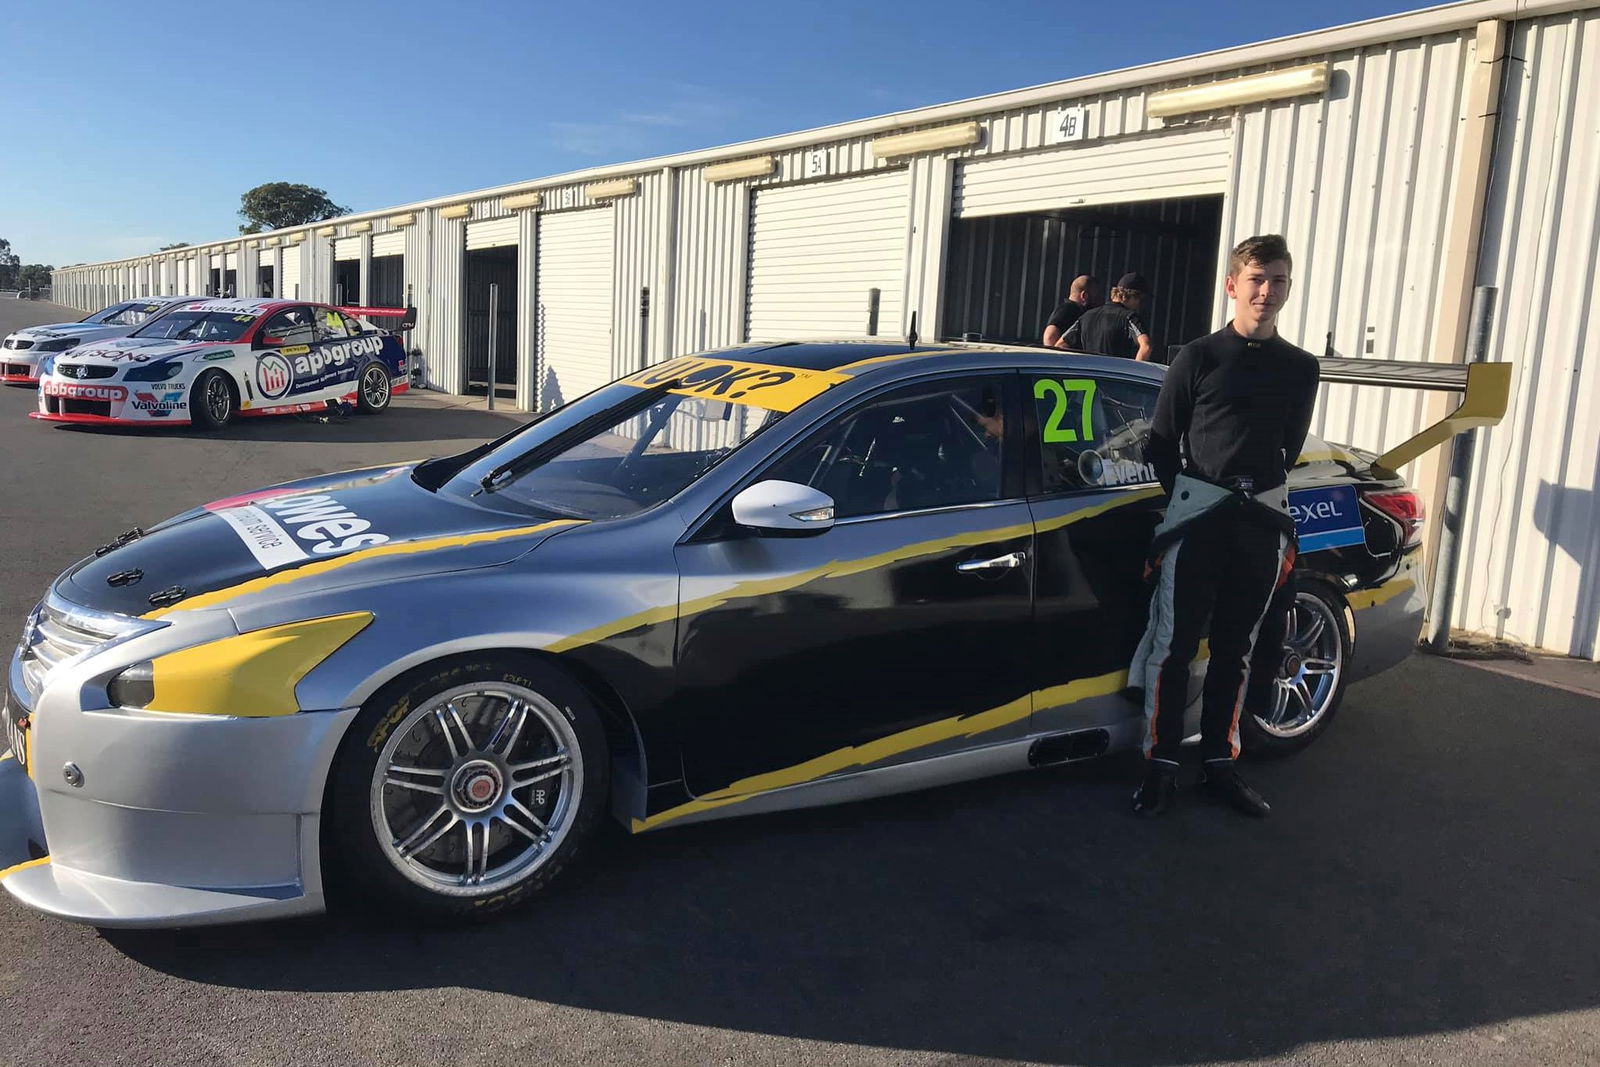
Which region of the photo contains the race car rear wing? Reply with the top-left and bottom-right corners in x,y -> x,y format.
1317,356 -> 1512,474
338,305 -> 417,333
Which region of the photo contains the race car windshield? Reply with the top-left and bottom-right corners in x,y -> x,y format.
131,310 -> 256,343
83,302 -> 163,327
443,384 -> 782,520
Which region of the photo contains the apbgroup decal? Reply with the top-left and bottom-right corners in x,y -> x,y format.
291,335 -> 385,379
256,352 -> 294,400
43,381 -> 128,401
132,390 -> 187,416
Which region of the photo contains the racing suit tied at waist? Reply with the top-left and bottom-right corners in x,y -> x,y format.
1129,473 -> 1294,694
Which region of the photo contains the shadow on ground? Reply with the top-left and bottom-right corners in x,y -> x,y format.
106,657 -> 1600,1065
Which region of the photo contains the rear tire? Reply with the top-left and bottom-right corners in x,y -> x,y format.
326,655 -> 609,920
190,369 -> 236,430
1241,581 -> 1352,757
355,361 -> 392,415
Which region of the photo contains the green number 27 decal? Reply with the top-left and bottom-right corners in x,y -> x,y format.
1033,378 -> 1097,443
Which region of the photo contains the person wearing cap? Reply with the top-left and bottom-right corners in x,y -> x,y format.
1126,234 -> 1319,820
1042,274 -> 1102,349
1062,272 -> 1153,361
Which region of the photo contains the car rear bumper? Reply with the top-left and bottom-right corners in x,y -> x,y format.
1347,554 -> 1426,683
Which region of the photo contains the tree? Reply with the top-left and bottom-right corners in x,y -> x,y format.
238,183 -> 348,233
158,242 -> 191,251
18,265 -> 54,289
0,238 -> 18,289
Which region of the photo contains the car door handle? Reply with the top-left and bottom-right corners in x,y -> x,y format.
957,551 -> 1026,574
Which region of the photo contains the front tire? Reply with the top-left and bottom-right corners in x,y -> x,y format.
1241,581 -> 1352,757
190,369 -> 236,430
355,361 -> 392,414
327,656 -> 609,919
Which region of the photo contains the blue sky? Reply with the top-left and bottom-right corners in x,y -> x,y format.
3,0 -> 1427,268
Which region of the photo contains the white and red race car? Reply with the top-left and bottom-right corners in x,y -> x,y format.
32,298 -> 413,430
1,297 -> 203,385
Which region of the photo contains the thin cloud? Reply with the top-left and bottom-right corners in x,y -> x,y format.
548,85 -> 738,156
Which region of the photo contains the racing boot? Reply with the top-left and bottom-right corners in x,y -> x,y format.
1198,760 -> 1270,817
1131,760 -> 1178,818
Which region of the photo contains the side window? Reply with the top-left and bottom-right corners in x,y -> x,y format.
259,306 -> 317,347
317,306 -> 351,341
766,378 -> 1008,520
1031,373 -> 1160,493
339,311 -> 367,336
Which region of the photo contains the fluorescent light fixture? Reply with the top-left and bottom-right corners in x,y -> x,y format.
704,155 -> 777,182
388,212 -> 416,227
285,233 -> 305,244
225,242 -> 241,251
316,226 -> 337,237
244,240 -> 259,248
870,121 -> 981,159
264,238 -> 280,247
1146,61 -> 1331,118
349,220 -> 372,233
502,191 -> 543,210
440,204 -> 472,219
586,178 -> 638,200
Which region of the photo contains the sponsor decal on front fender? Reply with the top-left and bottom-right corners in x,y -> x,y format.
131,390 -> 187,416
256,353 -> 293,400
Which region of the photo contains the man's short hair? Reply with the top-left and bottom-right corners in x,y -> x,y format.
1229,234 -> 1293,276
1068,274 -> 1099,298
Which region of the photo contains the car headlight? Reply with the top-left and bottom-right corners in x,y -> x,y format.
107,661 -> 155,708
34,337 -> 82,353
123,361 -> 185,382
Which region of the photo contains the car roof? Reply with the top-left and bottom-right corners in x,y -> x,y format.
170,298 -> 287,316
715,339 -> 1168,384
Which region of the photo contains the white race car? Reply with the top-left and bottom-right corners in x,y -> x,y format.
32,298 -> 413,430
1,297 -> 202,385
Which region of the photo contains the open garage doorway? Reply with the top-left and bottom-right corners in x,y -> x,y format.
257,263 -> 274,298
942,195 -> 1223,359
332,259 -> 360,306
464,244 -> 518,399
370,254 -> 403,309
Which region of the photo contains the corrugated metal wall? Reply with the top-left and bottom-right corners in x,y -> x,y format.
1224,28 -> 1474,502
1455,8 -> 1600,657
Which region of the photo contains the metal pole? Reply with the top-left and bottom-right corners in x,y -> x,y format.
638,286 -> 650,372
1426,285 -> 1497,652
487,282 -> 498,411
866,288 -> 881,337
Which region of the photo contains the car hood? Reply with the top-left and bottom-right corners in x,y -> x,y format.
12,322 -> 124,340
61,464 -> 583,618
62,335 -> 221,366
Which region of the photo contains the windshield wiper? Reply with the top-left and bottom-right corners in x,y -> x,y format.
473,379 -> 682,496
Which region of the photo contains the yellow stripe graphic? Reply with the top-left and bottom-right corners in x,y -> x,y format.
147,612 -> 373,717
145,519 -> 586,619
0,856 -> 49,880
547,489 -> 1159,656
632,666 -> 1131,832
1348,576 -> 1414,611
833,347 -> 961,373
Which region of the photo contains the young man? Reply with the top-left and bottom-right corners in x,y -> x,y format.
1063,272 -> 1153,361
1128,235 -> 1319,818
1042,275 -> 1102,348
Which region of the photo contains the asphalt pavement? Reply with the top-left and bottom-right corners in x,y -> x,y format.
2,299 -> 1598,1067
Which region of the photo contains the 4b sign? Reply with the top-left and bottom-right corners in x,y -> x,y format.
1048,105 -> 1089,144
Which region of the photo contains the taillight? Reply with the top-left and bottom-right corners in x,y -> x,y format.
1366,489 -> 1425,547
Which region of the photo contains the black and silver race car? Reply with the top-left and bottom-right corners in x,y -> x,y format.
0,341 -> 1507,927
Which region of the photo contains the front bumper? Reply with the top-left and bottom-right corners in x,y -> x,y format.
32,375 -> 192,426
1,350 -> 43,384
2,649 -> 357,927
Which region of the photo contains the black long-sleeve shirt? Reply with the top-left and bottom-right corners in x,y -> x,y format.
1147,325 -> 1320,494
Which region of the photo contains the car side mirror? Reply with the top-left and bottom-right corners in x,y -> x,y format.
731,480 -> 835,535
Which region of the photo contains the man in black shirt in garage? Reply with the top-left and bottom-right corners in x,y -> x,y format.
1129,235 -> 1319,818
1042,275 -> 1101,348
1063,272 -> 1153,360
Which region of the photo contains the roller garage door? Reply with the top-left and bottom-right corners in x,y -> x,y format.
281,246 -> 302,299
953,125 -> 1233,217
745,169 -> 909,341
466,217 -> 519,251
371,231 -> 404,257
535,209 -> 614,410
333,237 -> 361,261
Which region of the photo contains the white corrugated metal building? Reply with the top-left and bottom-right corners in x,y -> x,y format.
51,0 -> 1600,659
